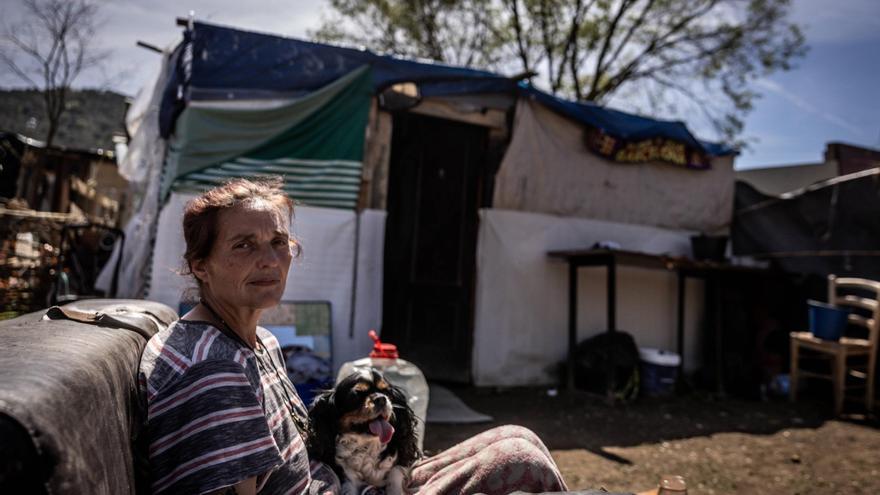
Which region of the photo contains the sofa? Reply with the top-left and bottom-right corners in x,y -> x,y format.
0,300 -> 177,494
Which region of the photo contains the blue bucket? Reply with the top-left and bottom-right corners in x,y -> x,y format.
808,300 -> 850,341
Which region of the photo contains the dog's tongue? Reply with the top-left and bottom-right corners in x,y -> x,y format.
368,418 -> 394,444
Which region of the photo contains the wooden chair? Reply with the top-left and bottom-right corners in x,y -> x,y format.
790,275 -> 880,415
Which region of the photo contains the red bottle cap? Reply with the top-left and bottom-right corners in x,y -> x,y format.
368,329 -> 399,359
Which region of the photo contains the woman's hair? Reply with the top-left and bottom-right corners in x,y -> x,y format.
181,177 -> 300,287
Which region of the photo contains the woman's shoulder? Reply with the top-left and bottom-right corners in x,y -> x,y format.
141,320 -> 258,383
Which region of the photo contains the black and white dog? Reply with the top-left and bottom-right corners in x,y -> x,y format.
306,369 -> 420,495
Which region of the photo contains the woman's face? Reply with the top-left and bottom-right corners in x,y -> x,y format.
193,201 -> 293,311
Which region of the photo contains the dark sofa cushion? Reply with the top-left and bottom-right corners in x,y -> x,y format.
0,300 -> 177,494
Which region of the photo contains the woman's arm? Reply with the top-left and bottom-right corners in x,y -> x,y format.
143,359 -> 283,494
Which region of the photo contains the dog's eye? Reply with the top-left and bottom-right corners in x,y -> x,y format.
376,380 -> 389,390
353,382 -> 370,393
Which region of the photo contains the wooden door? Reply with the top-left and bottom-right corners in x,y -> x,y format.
382,112 -> 488,382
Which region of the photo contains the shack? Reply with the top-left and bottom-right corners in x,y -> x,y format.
103,20 -> 736,385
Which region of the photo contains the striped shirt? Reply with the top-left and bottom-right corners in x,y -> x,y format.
139,320 -> 316,494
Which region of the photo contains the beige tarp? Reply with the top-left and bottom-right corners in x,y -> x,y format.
493,99 -> 735,232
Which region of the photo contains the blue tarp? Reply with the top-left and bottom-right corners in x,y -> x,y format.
521,86 -> 733,156
160,21 -> 734,156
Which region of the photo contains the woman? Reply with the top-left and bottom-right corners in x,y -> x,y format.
139,177 -> 568,494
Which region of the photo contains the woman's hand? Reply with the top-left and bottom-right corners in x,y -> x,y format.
206,476 -> 257,495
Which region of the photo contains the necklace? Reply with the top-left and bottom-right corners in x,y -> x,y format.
199,299 -> 310,437
199,298 -> 264,352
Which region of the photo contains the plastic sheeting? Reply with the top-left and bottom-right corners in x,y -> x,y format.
159,21 -> 510,135
95,49 -> 174,298
166,67 -> 362,181
98,63 -> 371,297
524,87 -> 732,158
493,99 -> 735,233
472,209 -> 705,386
164,67 -> 372,205
117,58 -> 168,185
162,21 -> 733,158
733,169 -> 880,278
147,191 -> 386,371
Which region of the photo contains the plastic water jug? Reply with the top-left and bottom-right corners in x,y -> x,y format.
337,330 -> 429,452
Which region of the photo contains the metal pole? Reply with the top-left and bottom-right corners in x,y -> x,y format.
607,258 -> 616,332
567,261 -> 577,393
677,272 -> 685,374
606,257 -> 617,402
348,212 -> 361,339
713,274 -> 726,397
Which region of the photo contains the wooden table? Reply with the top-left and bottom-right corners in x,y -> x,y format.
547,248 -> 766,393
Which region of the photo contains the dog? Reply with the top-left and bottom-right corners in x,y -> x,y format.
306,369 -> 420,495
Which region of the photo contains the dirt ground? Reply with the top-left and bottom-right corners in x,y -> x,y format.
423,387 -> 880,494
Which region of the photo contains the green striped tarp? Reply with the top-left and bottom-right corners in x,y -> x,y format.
165,66 -> 372,209
172,157 -> 363,209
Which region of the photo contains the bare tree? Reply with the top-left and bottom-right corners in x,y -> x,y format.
1,0 -> 107,147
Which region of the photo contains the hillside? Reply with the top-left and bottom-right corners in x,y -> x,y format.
0,88 -> 129,151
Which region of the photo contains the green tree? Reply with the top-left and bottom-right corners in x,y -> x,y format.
314,0 -> 806,145
0,0 -> 107,147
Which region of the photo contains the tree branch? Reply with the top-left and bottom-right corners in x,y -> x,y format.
505,0 -> 531,74
554,0 -> 595,94
588,0 -> 637,98
0,53 -> 39,87
588,0 -> 721,101
605,0 -> 657,73
537,0 -> 555,92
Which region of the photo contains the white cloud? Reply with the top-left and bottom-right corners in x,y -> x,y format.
755,78 -> 867,137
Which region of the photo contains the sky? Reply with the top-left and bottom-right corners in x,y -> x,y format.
1,0 -> 878,170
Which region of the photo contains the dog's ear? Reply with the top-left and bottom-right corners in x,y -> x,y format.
306,389 -> 338,465
387,384 -> 421,466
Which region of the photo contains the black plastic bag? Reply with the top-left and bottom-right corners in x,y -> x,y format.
573,331 -> 640,402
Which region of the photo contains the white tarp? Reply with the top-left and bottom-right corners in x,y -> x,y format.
472,208 -> 705,386
493,99 -> 735,233
95,50 -> 172,297
147,191 -> 386,371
